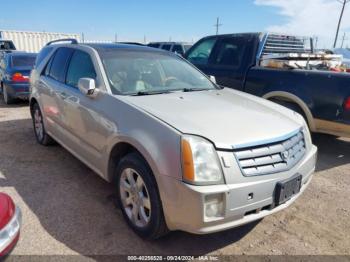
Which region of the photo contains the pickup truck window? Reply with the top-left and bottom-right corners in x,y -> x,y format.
211,37 -> 246,68
66,50 -> 96,88
187,38 -> 216,65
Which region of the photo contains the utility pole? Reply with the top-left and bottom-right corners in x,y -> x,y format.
333,0 -> 350,48
114,33 -> 118,43
81,33 -> 85,43
214,17 -> 222,35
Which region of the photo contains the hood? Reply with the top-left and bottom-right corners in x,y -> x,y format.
122,88 -> 303,149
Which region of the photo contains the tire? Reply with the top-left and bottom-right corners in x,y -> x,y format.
115,152 -> 168,239
3,86 -> 14,105
31,103 -> 55,146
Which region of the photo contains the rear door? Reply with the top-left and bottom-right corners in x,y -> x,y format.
38,47 -> 74,139
59,49 -> 109,172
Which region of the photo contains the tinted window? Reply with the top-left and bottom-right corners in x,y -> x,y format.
187,38 -> 216,65
49,48 -> 73,82
172,45 -> 184,55
35,47 -> 54,67
11,56 -> 36,67
148,43 -> 160,48
66,50 -> 96,88
161,45 -> 171,51
211,37 -> 246,67
0,41 -> 16,50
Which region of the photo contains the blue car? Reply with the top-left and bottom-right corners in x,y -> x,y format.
0,52 -> 37,104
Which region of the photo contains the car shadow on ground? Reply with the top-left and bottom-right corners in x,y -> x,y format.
0,118 -> 259,256
0,98 -> 29,109
312,134 -> 350,172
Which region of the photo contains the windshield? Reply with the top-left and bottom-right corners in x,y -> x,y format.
11,55 -> 37,68
98,50 -> 216,95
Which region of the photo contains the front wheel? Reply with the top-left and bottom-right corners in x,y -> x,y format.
31,103 -> 55,145
115,153 -> 168,239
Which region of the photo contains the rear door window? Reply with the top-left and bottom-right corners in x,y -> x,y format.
48,48 -> 74,82
186,38 -> 216,65
65,50 -> 96,88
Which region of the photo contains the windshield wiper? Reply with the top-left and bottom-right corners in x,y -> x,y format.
182,88 -> 211,92
132,90 -> 171,96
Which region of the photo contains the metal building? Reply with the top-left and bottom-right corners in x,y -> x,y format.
0,30 -> 80,53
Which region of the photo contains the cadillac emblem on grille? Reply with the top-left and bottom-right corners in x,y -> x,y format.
281,150 -> 290,162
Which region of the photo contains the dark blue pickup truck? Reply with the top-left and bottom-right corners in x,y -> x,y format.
185,33 -> 350,138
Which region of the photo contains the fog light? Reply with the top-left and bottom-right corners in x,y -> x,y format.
204,194 -> 224,218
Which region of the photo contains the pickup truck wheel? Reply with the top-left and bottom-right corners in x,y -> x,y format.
3,86 -> 14,105
116,153 -> 168,239
31,103 -> 55,146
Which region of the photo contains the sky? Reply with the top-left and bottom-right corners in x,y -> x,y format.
0,0 -> 349,48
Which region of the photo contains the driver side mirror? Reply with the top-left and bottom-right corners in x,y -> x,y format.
78,78 -> 98,98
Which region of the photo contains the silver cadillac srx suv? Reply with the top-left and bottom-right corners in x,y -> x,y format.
30,39 -> 318,239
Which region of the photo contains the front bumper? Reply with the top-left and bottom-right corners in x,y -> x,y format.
0,207 -> 21,256
160,145 -> 317,234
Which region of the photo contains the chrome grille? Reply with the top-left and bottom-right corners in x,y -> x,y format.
234,131 -> 306,176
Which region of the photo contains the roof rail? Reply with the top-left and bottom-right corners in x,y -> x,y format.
46,38 -> 78,46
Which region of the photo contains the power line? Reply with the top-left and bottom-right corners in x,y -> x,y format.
214,17 -> 222,35
333,0 -> 350,48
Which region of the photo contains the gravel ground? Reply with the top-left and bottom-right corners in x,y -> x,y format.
0,99 -> 349,260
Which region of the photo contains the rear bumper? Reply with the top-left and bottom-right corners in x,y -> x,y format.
3,83 -> 30,99
160,145 -> 317,234
0,207 -> 21,256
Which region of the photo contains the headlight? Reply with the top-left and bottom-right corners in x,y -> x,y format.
181,135 -> 224,185
301,117 -> 312,146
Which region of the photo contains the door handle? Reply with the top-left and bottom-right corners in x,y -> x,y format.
60,92 -> 68,99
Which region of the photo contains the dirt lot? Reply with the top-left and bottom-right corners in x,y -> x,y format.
0,99 -> 349,259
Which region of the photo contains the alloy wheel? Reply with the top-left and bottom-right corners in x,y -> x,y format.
119,168 -> 151,228
34,109 -> 44,141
